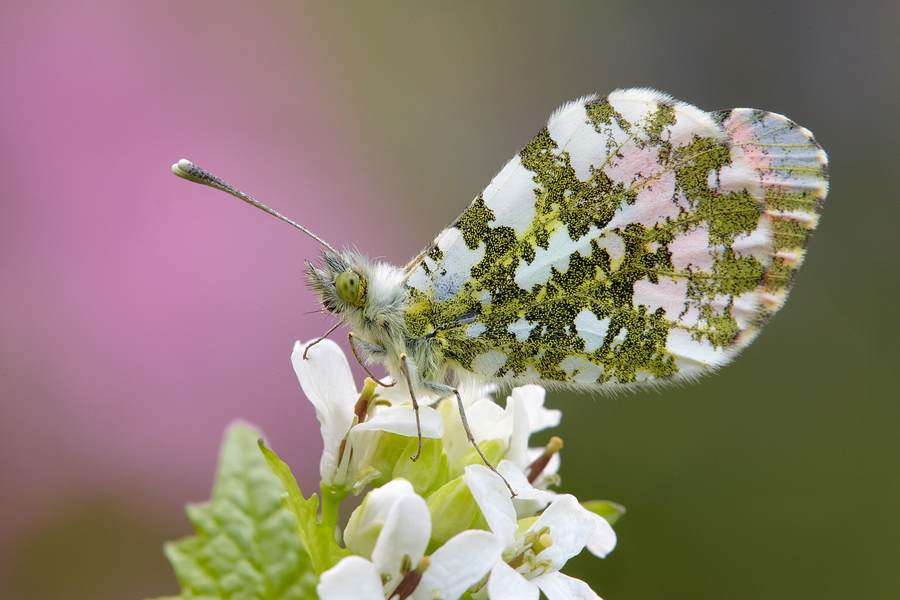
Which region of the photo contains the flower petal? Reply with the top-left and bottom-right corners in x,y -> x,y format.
487,560 -> 540,600
317,555 -> 384,600
414,530 -> 502,600
466,397 -> 513,444
353,404 -> 444,438
464,464 -> 518,545
511,385 -> 561,433
291,340 -> 357,482
534,571 -> 602,600
530,495 -> 596,570
371,488 -> 432,582
495,460 -> 554,519
439,397 -> 511,465
584,510 -> 617,558
505,391 -> 532,468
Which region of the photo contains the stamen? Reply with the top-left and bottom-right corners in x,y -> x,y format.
527,436 -> 563,484
389,556 -> 430,600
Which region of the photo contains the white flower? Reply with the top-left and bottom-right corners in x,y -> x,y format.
317,556 -> 384,599
464,465 -> 616,600
291,339 -> 443,492
342,477 -> 431,561
317,479 -> 503,600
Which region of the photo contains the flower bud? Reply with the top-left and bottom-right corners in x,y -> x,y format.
425,475 -> 481,548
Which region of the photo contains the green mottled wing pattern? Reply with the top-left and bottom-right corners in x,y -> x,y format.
402,88 -> 827,389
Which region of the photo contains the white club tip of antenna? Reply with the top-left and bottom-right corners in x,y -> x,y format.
171,159 -> 195,179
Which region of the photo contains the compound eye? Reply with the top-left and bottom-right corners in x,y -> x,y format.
335,270 -> 366,306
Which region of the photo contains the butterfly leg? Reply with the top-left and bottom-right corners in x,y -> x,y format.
397,354 -> 425,462
347,332 -> 397,387
302,321 -> 343,360
419,378 -> 517,497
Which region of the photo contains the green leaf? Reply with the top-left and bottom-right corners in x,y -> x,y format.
259,439 -> 350,575
581,500 -> 626,526
159,422 -> 317,600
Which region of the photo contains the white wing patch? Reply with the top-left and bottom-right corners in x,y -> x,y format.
482,155 -> 538,235
514,224 -> 598,290
574,309 -> 610,353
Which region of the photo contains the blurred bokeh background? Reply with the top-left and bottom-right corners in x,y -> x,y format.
1,1 -> 897,599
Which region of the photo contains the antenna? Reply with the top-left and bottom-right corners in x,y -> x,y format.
171,159 -> 339,254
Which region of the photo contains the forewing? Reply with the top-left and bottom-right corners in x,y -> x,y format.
404,88 -> 827,388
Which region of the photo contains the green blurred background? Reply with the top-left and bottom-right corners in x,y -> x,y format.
1,1 -> 897,599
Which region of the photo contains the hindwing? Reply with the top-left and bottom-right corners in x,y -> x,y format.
402,88 -> 827,389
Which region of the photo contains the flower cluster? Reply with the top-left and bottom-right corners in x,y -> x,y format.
293,339 -> 620,600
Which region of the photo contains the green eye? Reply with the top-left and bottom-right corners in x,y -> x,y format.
335,270 -> 366,306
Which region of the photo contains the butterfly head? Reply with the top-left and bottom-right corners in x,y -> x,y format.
306,251 -> 366,315
305,249 -> 409,355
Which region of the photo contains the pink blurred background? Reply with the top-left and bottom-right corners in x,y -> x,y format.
0,2 -> 414,597
2,1 -> 898,599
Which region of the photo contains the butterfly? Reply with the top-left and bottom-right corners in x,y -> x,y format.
174,88 -> 827,486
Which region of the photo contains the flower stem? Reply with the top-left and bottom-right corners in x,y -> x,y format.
320,483 -> 348,534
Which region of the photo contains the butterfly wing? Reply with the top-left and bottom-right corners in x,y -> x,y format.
403,88 -> 827,389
